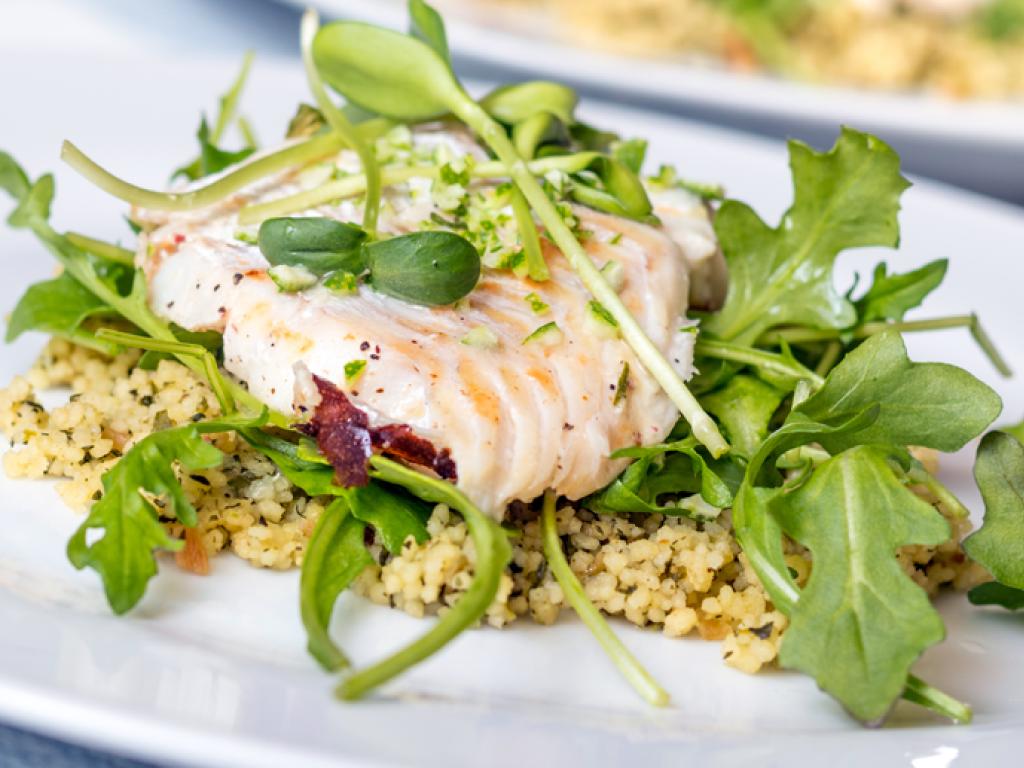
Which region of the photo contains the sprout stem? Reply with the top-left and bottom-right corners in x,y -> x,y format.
65,232 -> 135,265
903,675 -> 972,724
96,329 -> 235,414
540,491 -> 669,707
236,153 -> 598,224
301,10 -> 381,236
61,133 -> 344,211
337,458 -> 511,700
449,96 -> 728,457
695,338 -> 824,388
760,315 -> 1011,377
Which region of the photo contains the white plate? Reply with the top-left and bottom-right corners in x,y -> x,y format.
288,0 -> 1024,202
1,49 -> 1024,768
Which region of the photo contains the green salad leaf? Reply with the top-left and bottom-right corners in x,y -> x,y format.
701,374 -> 785,459
854,259 -> 948,323
964,431 -> 1024,592
173,53 -> 257,181
773,445 -> 950,722
301,498 -> 373,671
703,128 -> 909,344
6,271 -> 113,352
791,330 -> 1001,453
66,418 -> 254,614
968,581 -> 1024,610
346,482 -> 431,554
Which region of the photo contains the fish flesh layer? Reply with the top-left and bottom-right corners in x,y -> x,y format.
137,128 -> 724,517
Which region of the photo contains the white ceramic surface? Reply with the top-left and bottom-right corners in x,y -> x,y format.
1,49 -> 1023,768
290,0 -> 1024,202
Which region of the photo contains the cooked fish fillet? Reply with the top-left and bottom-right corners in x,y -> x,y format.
137,129 -> 722,516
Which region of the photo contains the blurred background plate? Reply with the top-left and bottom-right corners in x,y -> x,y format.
285,0 -> 1024,204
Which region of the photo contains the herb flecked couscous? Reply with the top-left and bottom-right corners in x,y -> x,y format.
0,338 -> 986,675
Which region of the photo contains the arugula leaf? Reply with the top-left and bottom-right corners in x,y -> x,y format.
0,151 -> 30,200
6,271 -> 112,345
703,128 -> 910,344
243,429 -> 429,553
8,173 -> 54,227
593,435 -> 735,516
66,419 -> 243,614
701,374 -> 785,459
854,259 -> 947,323
968,581 -> 1024,610
792,330 -> 1001,454
173,118 -> 256,182
173,53 -> 257,181
301,497 -> 373,671
963,431 -> 1024,591
346,482 -> 430,554
773,445 -> 950,722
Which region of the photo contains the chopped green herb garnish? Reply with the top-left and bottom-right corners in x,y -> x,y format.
523,321 -> 563,347
613,361 -> 629,405
524,291 -> 549,314
344,359 -> 367,382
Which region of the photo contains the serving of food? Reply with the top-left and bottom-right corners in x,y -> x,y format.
540,0 -> 1024,99
2,0 -> 1023,747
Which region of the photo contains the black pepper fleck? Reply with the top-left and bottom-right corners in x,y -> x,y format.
233,273 -> 244,285
359,341 -> 370,351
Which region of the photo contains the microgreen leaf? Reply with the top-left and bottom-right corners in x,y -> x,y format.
963,431 -> 1024,592
773,445 -> 950,722
301,497 -> 373,671
364,230 -> 480,306
479,81 -> 578,126
703,128 -> 910,344
258,216 -> 368,276
792,330 -> 1001,453
313,21 -> 457,121
409,0 -> 451,63
854,259 -> 947,323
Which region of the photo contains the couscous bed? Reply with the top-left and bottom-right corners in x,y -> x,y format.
0,338 -> 986,676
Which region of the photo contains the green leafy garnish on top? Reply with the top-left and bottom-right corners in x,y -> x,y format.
703,128 -> 909,344
964,431 -> 1024,601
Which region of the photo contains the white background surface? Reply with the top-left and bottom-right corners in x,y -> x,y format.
1,2 -> 1024,766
